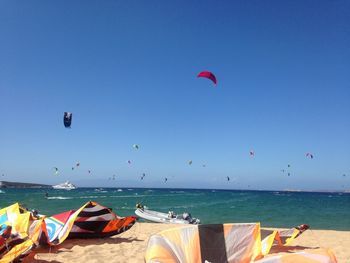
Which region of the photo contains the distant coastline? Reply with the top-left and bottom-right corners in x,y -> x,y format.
0,180 -> 50,189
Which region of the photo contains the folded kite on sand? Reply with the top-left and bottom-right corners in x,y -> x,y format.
145,223 -> 337,263
0,201 -> 137,262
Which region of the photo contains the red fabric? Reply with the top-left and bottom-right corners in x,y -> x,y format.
197,71 -> 217,85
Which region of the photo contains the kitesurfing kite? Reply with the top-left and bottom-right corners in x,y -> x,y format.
287,164 -> 291,168
88,170 -> 91,174
127,160 -> 131,165
227,176 -> 230,181
250,150 -> 255,157
133,144 -> 139,150
76,162 -> 80,167
53,167 -> 59,175
188,160 -> 193,165
0,202 -> 137,262
164,177 -> 168,183
141,173 -> 146,180
63,112 -> 72,128
306,153 -> 314,159
197,71 -> 217,86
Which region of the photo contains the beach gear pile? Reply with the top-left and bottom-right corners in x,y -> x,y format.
0,201 -> 136,262
145,223 -> 337,263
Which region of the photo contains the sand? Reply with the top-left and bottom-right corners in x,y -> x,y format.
24,223 -> 349,263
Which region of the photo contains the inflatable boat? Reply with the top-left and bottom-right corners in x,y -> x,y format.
135,204 -> 200,224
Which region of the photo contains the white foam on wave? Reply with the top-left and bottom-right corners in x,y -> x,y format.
79,195 -> 107,198
47,196 -> 73,200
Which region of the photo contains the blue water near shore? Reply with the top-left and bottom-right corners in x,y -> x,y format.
0,188 -> 349,230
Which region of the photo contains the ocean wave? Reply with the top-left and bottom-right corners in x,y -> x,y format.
79,195 -> 107,198
47,196 -> 73,200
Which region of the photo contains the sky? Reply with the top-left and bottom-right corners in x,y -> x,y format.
0,0 -> 349,190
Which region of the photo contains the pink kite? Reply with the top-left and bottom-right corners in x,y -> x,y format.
197,71 -> 217,85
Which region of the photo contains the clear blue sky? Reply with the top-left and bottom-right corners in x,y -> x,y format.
1,0 -> 349,190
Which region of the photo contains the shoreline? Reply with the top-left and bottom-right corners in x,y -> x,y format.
24,222 -> 350,263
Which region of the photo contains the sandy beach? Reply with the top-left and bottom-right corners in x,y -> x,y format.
24,222 -> 349,263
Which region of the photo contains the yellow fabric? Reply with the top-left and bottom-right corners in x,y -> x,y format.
0,239 -> 33,263
145,244 -> 180,263
13,213 -> 30,236
283,228 -> 299,246
0,203 -> 20,228
261,230 -> 278,256
145,224 -> 333,263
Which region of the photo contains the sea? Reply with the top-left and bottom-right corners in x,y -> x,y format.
1,188 -> 349,231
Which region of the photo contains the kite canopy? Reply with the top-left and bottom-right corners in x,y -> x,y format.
145,223 -> 335,263
63,112 -> 72,128
306,152 -> 314,159
197,71 -> 217,85
133,144 -> 139,150
0,202 -> 137,261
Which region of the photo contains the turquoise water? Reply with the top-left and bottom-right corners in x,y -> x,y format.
1,188 -> 349,230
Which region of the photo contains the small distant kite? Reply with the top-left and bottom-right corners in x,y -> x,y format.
188,160 -> 193,165
287,173 -> 290,177
127,160 -> 131,165
249,150 -> 255,157
164,177 -> 168,183
88,170 -> 91,174
53,167 -> 59,175
71,167 -> 74,170
133,144 -> 139,150
197,71 -> 217,86
226,176 -> 230,181
287,164 -> 291,168
141,173 -> 146,180
306,153 -> 314,159
63,112 -> 72,128
76,162 -> 80,167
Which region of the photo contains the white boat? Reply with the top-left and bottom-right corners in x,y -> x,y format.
52,181 -> 76,190
135,204 -> 200,224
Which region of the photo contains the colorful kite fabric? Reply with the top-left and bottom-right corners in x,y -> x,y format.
0,202 -> 137,262
145,223 -> 336,263
197,71 -> 217,85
